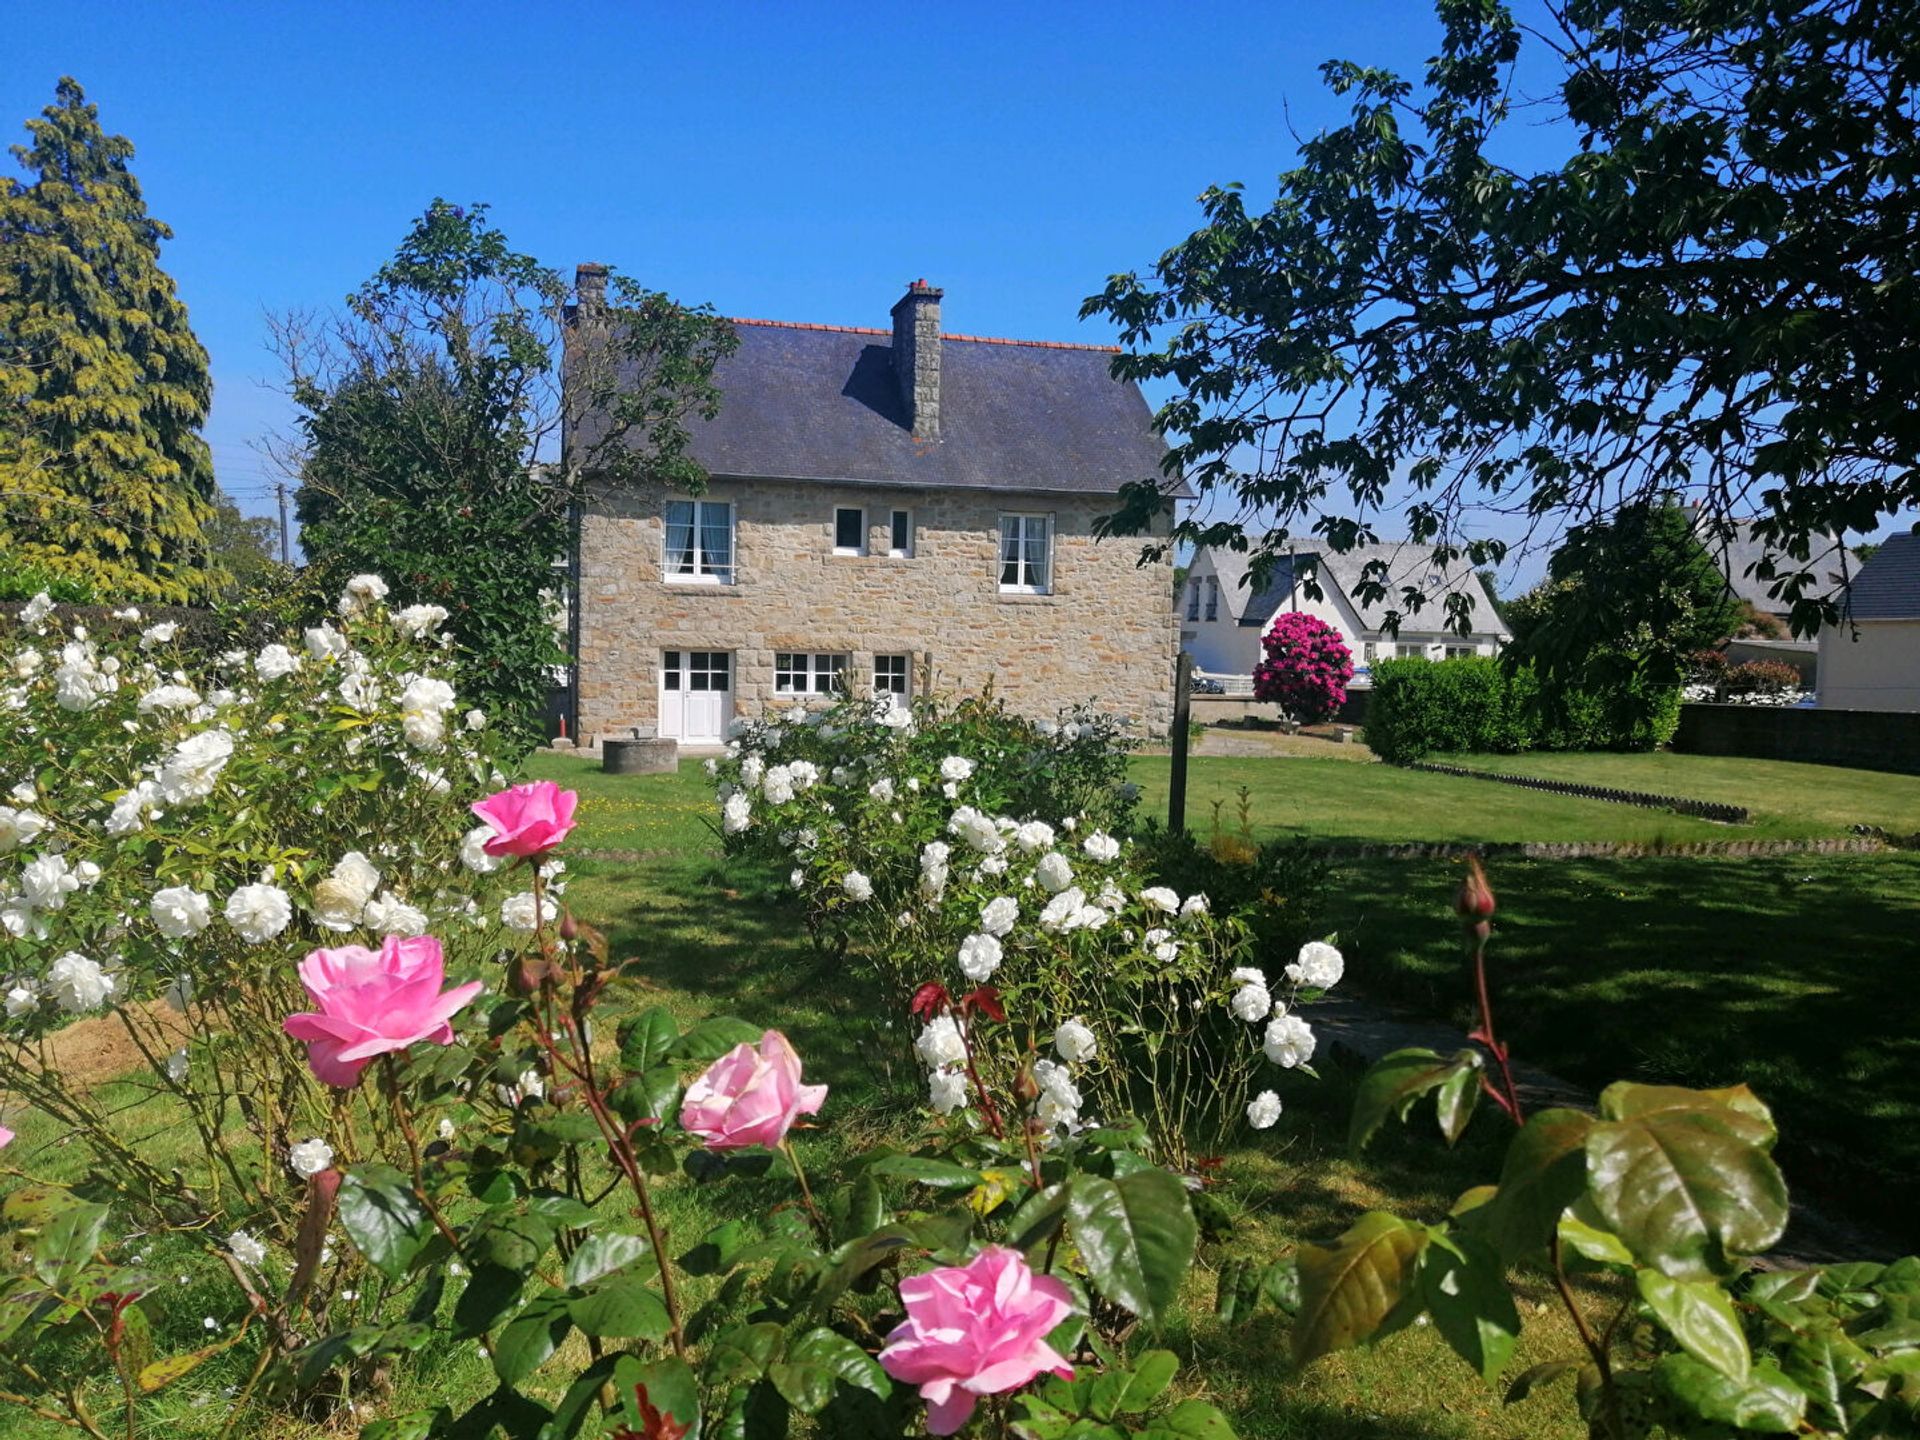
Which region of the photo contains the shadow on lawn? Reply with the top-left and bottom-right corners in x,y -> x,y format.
1333,851 -> 1920,1242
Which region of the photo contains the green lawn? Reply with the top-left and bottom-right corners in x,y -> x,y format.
1446,749 -> 1920,836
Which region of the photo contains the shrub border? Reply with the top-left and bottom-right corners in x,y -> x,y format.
1298,835 -> 1883,860
1405,761 -> 1749,824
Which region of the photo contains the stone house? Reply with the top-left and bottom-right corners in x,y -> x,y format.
564,272 -> 1179,744
1181,540 -> 1510,683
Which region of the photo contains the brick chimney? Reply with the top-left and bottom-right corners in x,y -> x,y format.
575,262 -> 608,311
890,279 -> 943,439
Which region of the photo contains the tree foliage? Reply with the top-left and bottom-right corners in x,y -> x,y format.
1083,0 -> 1918,637
284,200 -> 736,751
0,77 -> 218,603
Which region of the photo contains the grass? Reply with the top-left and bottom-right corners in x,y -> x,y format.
1324,850 -> 1920,1242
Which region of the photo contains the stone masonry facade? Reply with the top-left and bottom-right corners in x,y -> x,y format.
573,475 -> 1177,742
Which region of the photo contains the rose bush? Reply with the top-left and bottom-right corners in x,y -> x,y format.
710,691 -> 1340,1166
1251,610 -> 1354,724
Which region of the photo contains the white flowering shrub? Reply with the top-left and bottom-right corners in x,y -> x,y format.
712,692 -> 1337,1164
0,584 -> 514,1212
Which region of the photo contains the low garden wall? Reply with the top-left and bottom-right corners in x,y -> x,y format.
1673,702 -> 1920,775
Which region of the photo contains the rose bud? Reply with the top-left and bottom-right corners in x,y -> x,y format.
1456,856 -> 1496,921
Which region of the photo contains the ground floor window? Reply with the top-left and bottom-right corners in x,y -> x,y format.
775,651 -> 847,695
1443,644 -> 1476,660
873,653 -> 910,697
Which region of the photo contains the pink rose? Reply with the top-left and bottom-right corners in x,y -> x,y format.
282,935 -> 483,1088
879,1246 -> 1076,1435
679,1030 -> 826,1150
0,1126 -> 12,1149
471,781 -> 578,858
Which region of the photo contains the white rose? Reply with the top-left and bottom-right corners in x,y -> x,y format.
394,604 -> 450,639
338,574 -> 390,617
1081,831 -> 1121,862
137,683 -> 201,713
1180,893 -> 1210,920
225,883 -> 293,944
1246,1090 -> 1283,1130
164,1047 -> 189,1083
1013,820 -> 1055,853
1140,886 -> 1180,914
939,755 -> 975,783
721,792 -> 751,835
914,1015 -> 968,1069
104,781 -> 157,836
288,1138 -> 336,1178
228,1230 -> 268,1269
5,983 -> 40,1018
789,867 -> 806,890
927,1066 -> 969,1115
0,805 -> 49,853
1034,851 -> 1074,894
500,892 -> 541,932
841,870 -> 874,902
788,760 -> 821,791
364,891 -> 429,937
149,885 -> 213,939
139,620 -> 179,648
1032,1059 -> 1082,1130
20,853 -> 80,911
1230,984 -> 1273,1024
464,708 -> 487,732
1263,1015 -> 1317,1069
979,895 -> 1019,936
20,592 -> 55,627
460,825 -> 505,874
47,952 -> 115,1012
253,644 -> 302,681
1285,941 -> 1345,991
869,777 -> 896,802
1039,887 -> 1087,933
1230,966 -> 1267,987
957,933 -> 1002,982
158,729 -> 235,805
303,624 -> 349,660
1053,1017 -> 1097,1064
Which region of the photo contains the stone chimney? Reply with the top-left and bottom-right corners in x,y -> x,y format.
575,262 -> 609,311
890,279 -> 943,439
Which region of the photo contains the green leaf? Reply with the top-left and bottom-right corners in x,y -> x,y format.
609,1067 -> 683,1126
1292,1212 -> 1428,1364
469,1211 -> 557,1274
1141,1398 -> 1239,1438
1599,1081 -> 1777,1144
1113,1349 -> 1179,1412
338,1164 -> 433,1282
1065,1171 -> 1197,1326
613,1355 -> 702,1439
835,1174 -> 885,1245
1636,1269 -> 1751,1380
452,1265 -> 525,1338
359,1406 -> 448,1440
680,1220 -> 754,1277
564,1231 -> 651,1288
1557,1207 -> 1635,1269
538,1354 -> 621,1440
493,1294 -> 572,1385
1586,1107 -> 1788,1279
868,1155 -> 986,1189
669,1017 -> 765,1063
1485,1109 -> 1593,1263
1013,1395 -> 1076,1439
568,1275 -> 670,1340
32,1200 -> 109,1288
707,1321 -> 784,1389
785,1327 -> 889,1401
1348,1047 -> 1483,1153
1653,1353 -> 1806,1432
617,1008 -> 681,1072
1419,1229 -> 1520,1385
1504,1359 -> 1582,1404
1781,1326 -> 1870,1433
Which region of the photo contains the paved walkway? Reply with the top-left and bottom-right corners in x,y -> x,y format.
1315,991 -> 1901,1266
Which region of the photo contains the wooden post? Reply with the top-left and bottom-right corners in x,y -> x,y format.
1169,651 -> 1193,834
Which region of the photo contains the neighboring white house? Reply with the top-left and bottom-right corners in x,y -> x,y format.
1817,526 -> 1920,712
1181,540 -> 1511,681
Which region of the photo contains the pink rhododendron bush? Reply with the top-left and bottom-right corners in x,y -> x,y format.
711,693 -> 1341,1165
0,753 -> 1245,1440
1250,611 -> 1354,724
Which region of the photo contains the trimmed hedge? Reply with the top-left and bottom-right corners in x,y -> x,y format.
0,601 -> 282,654
1365,656 -> 1682,763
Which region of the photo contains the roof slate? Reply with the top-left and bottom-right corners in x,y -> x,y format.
586,316 -> 1177,498
1205,538 -> 1510,637
1846,529 -> 1920,621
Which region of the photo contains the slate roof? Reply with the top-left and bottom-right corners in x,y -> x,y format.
1846,528 -> 1920,621
1692,514 -> 1849,614
584,315 -> 1177,497
1206,539 -> 1510,637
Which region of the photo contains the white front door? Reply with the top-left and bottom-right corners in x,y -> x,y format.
659,650 -> 733,742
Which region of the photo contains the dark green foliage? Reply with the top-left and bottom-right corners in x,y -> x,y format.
0,78 -> 217,602
1083,0 -> 1920,637
288,200 -> 735,753
1366,656 -> 1681,763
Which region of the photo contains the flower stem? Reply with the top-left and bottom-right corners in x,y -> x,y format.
1468,929 -> 1525,1126
780,1139 -> 832,1244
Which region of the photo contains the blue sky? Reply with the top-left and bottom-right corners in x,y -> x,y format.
4,2 -> 1726,581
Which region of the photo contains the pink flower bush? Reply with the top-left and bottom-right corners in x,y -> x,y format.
1251,610 -> 1355,723
878,1245 -> 1076,1435
282,935 -> 483,1088
471,780 -> 578,858
679,1030 -> 826,1150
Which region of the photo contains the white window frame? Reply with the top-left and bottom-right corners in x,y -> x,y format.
1362,640 -> 1377,663
833,506 -> 867,556
1443,643 -> 1476,660
663,500 -> 734,584
873,652 -> 911,698
774,651 -> 848,696
998,513 -> 1053,594
888,508 -> 914,558
1186,582 -> 1201,621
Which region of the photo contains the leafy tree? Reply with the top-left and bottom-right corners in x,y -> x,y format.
0,77 -> 217,602
1853,542 -> 1880,568
1084,0 -> 1918,638
202,491 -> 287,599
284,201 -> 735,752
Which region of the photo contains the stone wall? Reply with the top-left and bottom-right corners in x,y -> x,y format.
573,476 -> 1177,742
1672,702 -> 1920,775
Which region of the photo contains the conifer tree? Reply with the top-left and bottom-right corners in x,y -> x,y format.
0,77 -> 217,602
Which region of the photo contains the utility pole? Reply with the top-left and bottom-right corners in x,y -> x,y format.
275,482 -> 291,566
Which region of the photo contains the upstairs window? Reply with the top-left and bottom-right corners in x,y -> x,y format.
834,507 -> 866,555
1186,582 -> 1201,621
775,652 -> 847,695
664,500 -> 734,584
999,514 -> 1052,594
1204,578 -> 1219,620
889,509 -> 914,557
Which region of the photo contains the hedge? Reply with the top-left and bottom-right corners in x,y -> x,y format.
1365,656 -> 1682,763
